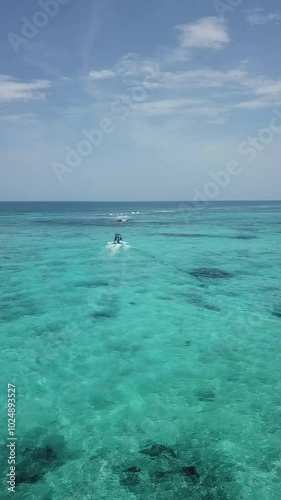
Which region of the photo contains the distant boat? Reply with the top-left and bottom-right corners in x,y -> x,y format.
116,215 -> 129,222
113,233 -> 122,244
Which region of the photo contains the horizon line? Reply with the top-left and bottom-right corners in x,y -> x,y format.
0,199 -> 281,203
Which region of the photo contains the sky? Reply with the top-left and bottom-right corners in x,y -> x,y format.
0,0 -> 281,201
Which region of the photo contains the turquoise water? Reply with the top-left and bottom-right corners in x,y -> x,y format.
1,201 -> 281,499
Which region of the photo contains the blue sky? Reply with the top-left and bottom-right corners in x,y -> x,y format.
0,0 -> 281,200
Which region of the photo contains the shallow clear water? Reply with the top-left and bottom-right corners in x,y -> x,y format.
0,201 -> 281,499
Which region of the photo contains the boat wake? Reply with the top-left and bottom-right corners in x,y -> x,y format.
106,241 -> 131,254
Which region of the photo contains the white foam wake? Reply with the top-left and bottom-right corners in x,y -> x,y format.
106,241 -> 131,254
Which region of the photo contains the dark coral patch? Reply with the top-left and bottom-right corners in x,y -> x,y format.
150,470 -> 172,483
272,308 -> 281,319
125,466 -> 141,473
140,444 -> 177,459
203,303 -> 221,312
120,475 -> 141,487
76,280 -> 109,288
0,302 -> 43,323
182,466 -> 200,482
196,390 -> 216,402
16,439 -> 66,486
190,268 -> 234,280
231,235 -> 257,240
16,473 -> 41,485
91,310 -> 115,319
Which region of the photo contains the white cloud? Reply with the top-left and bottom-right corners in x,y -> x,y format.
156,68 -> 247,89
133,98 -> 224,118
115,54 -> 159,77
88,54 -> 160,85
85,50 -> 281,124
0,75 -> 51,101
154,67 -> 281,103
235,100 -> 275,110
247,8 -> 281,26
92,17 -> 231,72
176,17 -> 230,50
84,56 -> 281,124
88,69 -> 116,80
61,106 -> 90,116
0,113 -> 37,122
255,81 -> 281,96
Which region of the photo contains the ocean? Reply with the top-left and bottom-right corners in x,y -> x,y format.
0,201 -> 281,499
